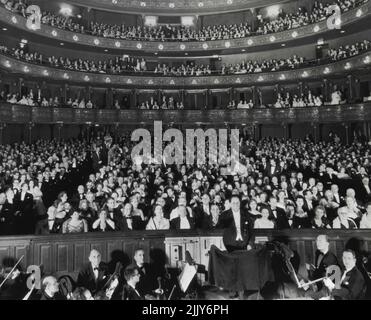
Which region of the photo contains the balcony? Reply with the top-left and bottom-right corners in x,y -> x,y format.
0,102 -> 370,125
0,1 -> 370,53
1,50 -> 371,87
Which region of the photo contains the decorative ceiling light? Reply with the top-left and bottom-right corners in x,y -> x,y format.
313,25 -> 320,33
224,41 -> 231,48
198,2 -> 204,7
202,43 -> 208,49
180,44 -> 186,50
94,39 -> 100,45
158,44 -> 164,50
344,62 -> 351,70
73,35 -> 79,41
323,67 -> 330,74
63,73 -> 69,79
51,30 -> 58,37
247,39 -> 253,46
105,77 -> 111,83
292,31 -> 298,38
136,43 -> 142,49
257,76 -> 264,82
302,71 -> 308,78
269,35 -> 276,42
356,9 -> 363,17
169,3 -> 175,8
11,16 -> 18,23
115,41 -> 121,48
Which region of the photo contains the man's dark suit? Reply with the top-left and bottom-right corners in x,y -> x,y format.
332,266 -> 366,300
218,209 -> 253,252
128,262 -> 155,296
312,250 -> 339,284
77,262 -> 108,295
121,284 -> 144,300
170,216 -> 195,230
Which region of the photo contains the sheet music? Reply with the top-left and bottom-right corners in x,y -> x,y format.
178,263 -> 197,292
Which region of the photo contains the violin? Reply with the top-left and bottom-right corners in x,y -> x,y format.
298,265 -> 342,290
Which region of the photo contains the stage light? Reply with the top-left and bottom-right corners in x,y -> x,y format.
202,43 -> 208,49
247,39 -> 253,45
180,44 -> 186,50
281,43 -> 286,47
292,31 -> 298,38
313,25 -> 320,33
241,49 -> 246,52
115,41 -> 121,48
158,44 -> 164,50
112,0 -> 118,4
104,49 -> 108,52
224,41 -> 231,48
340,30 -> 345,34
214,79 -> 220,84
51,30 -> 58,36
94,39 -> 100,45
269,36 -> 276,42
148,80 -> 154,85
266,5 -> 280,18
170,80 -> 175,85
235,78 -> 241,83
73,35 -> 79,41
136,43 -> 142,49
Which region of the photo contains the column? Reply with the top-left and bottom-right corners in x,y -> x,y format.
27,122 -> 34,144
57,123 -> 63,140
205,90 -> 209,110
298,82 -> 303,97
251,86 -> 257,106
347,75 -> 353,103
311,123 -> 318,143
343,123 -> 349,145
106,88 -> 113,109
322,79 -> 329,103
132,89 -> 137,108
0,123 -> 5,145
282,123 -> 287,140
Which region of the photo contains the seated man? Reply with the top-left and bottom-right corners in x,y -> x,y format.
40,276 -> 61,300
306,234 -> 339,290
170,206 -> 195,230
77,249 -> 108,296
121,266 -> 144,300
312,249 -> 366,300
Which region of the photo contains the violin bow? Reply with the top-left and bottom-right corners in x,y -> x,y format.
0,255 -> 24,290
22,282 -> 36,300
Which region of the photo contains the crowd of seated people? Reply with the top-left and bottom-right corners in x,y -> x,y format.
2,0 -> 366,42
0,131 -> 370,236
137,95 -> 185,110
274,90 -> 324,108
1,38 -> 369,77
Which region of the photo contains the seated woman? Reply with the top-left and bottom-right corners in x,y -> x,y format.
247,199 -> 262,223
332,207 -> 358,229
146,205 -> 169,230
47,199 -> 67,233
292,196 -> 311,229
311,205 -> 331,229
92,210 -> 115,232
254,207 -> 275,229
62,211 -> 88,234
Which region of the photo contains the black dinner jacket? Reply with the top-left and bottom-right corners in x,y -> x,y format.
271,207 -> 291,230
332,266 -> 366,300
121,284 -> 144,300
170,216 -> 195,230
218,208 -> 252,250
312,250 -> 339,281
77,262 -> 108,294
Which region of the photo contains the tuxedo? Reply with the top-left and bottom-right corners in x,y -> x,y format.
170,216 -> 195,230
218,208 -> 253,252
358,183 -> 371,204
14,192 -> 34,234
77,262 -> 109,295
267,165 -> 280,177
128,262 -> 155,296
312,250 -> 339,288
332,266 -> 366,300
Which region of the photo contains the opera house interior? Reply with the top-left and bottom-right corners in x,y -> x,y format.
0,0 -> 371,301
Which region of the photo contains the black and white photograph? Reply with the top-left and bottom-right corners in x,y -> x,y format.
0,0 -> 371,306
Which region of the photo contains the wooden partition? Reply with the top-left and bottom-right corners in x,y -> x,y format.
0,230 -> 370,281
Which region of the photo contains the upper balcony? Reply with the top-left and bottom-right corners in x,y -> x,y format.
0,1 -> 370,54
1,49 -> 370,88
67,0 -> 285,16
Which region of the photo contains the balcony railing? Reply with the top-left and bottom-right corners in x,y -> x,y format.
0,102 -> 370,125
0,1 -> 370,52
1,51 -> 371,87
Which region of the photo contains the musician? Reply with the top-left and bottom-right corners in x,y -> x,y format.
129,248 -> 155,296
322,250 -> 366,300
77,249 -> 108,295
218,195 -> 253,252
307,235 -> 339,289
121,266 -> 144,300
40,276 -> 60,300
